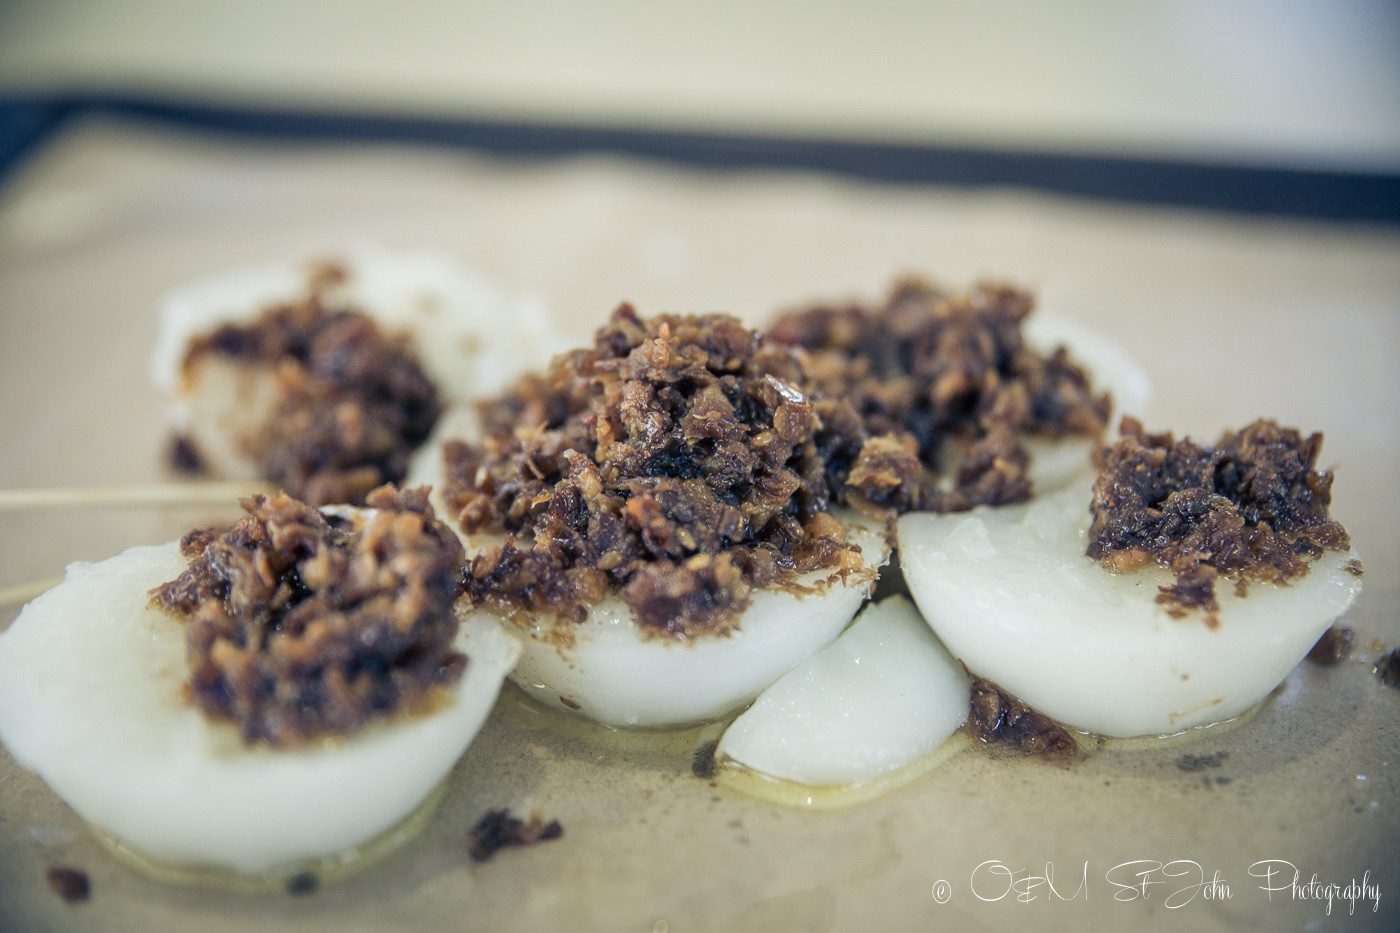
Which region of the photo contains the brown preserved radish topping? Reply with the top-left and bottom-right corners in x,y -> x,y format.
150,485 -> 466,747
179,264 -> 442,506
1087,417 -> 1351,618
1376,649 -> 1400,688
1306,626 -> 1355,666
467,809 -> 564,862
46,866 -> 92,904
768,277 -> 1111,514
965,678 -> 1078,759
443,304 -> 866,639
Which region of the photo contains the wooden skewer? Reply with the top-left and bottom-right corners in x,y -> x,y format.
0,481 -> 272,514
0,481 -> 275,609
0,577 -> 64,609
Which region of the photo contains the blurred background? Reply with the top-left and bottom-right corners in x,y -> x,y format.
2,0 -> 1398,218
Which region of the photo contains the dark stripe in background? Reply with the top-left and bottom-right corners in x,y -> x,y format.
3,95 -> 1399,225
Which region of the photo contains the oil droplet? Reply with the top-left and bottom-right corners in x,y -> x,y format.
716,733 -> 971,809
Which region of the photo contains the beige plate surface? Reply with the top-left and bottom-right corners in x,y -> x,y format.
1,117 -> 1397,932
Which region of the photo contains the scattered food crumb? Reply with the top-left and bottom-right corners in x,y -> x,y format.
46,866 -> 90,904
167,434 -> 206,473
284,871 -> 319,896
1307,626 -> 1355,666
691,740 -> 720,779
1176,752 -> 1229,773
965,679 -> 1077,758
468,809 -> 563,862
1375,648 -> 1400,688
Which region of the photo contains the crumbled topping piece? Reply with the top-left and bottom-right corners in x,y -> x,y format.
1376,648 -> 1400,688
46,866 -> 91,904
151,486 -> 465,746
467,809 -> 563,862
284,871 -> 319,895
1307,626 -> 1355,666
966,678 -> 1078,758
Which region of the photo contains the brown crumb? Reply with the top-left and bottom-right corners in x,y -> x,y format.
467,809 -> 563,862
150,485 -> 465,747
1307,626 -> 1355,666
1376,649 -> 1400,688
46,866 -> 90,904
1087,417 -> 1350,616
284,871 -> 319,896
167,434 -> 206,474
965,678 -> 1078,758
